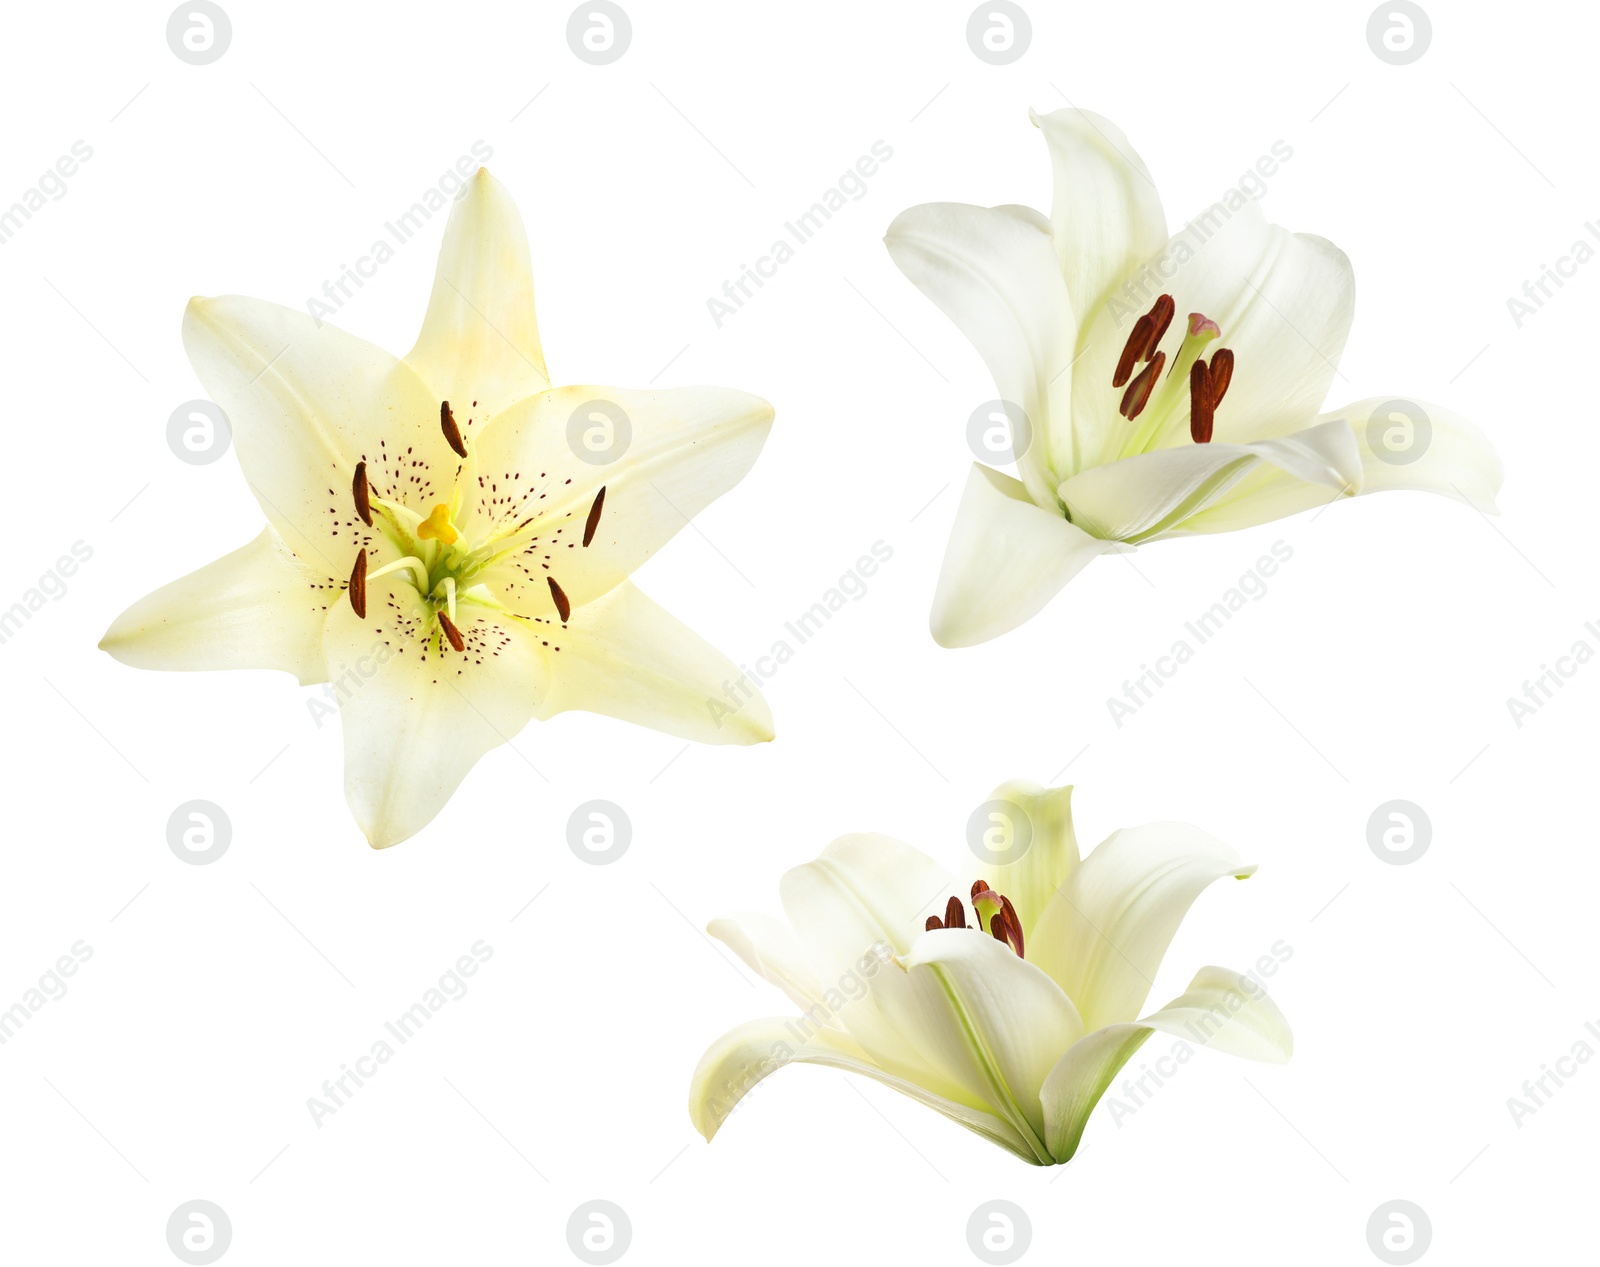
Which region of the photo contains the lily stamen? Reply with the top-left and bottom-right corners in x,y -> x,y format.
348,548 -> 368,618
442,576 -> 458,623
437,610 -> 465,652
1118,351 -> 1165,420
583,486 -> 606,547
1189,360 -> 1215,444
352,460 -> 372,526
547,576 -> 571,623
441,400 -> 467,458
1111,293 -> 1176,388
924,879 -> 1024,957
1209,348 -> 1234,404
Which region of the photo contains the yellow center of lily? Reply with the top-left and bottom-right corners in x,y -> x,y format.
416,503 -> 459,545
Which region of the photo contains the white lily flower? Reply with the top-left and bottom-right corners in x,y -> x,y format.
102,169 -> 774,848
887,109 -> 1504,646
689,782 -> 1290,1165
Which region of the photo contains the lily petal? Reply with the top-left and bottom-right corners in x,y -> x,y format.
405,168 -> 551,429
1323,396 -> 1503,511
535,580 -> 772,744
977,779 -> 1079,938
1074,203 -> 1354,462
779,834 -> 971,1097
1032,108 -> 1167,324
1040,964 -> 1292,1161
884,201 -> 1077,496
689,1016 -> 1034,1161
323,572 -> 551,848
1057,419 -> 1361,543
904,928 -> 1085,1152
182,296 -> 454,571
99,528 -> 333,685
708,913 -> 827,1014
932,463 -> 1125,648
472,385 -> 773,615
1028,823 -> 1255,1030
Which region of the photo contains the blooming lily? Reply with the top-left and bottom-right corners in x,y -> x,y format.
886,109 -> 1503,646
689,781 -> 1291,1164
101,170 -> 774,848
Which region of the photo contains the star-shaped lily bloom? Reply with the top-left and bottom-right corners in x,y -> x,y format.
690,782 -> 1290,1165
886,109 -> 1503,646
102,170 -> 774,848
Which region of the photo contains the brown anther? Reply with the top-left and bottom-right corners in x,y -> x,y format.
1112,314 -> 1153,388
352,460 -> 372,526
1000,894 -> 1024,958
944,896 -> 966,929
547,576 -> 571,623
1189,360 -> 1215,444
582,486 -> 606,548
1147,293 -> 1176,350
1119,350 -> 1165,420
971,879 -> 990,900
926,915 -> 944,931
347,549 -> 368,619
441,401 -> 467,458
438,611 -> 465,652
1209,347 -> 1234,405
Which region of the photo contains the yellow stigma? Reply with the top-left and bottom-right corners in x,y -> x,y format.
417,503 -> 459,545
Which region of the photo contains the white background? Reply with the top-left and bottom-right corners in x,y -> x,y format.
0,0 -> 1592,1262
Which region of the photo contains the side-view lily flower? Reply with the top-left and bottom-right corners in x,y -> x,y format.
101,169 -> 774,848
689,782 -> 1291,1165
886,109 -> 1503,646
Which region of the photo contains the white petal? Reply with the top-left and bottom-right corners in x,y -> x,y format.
100,528 -> 333,684
470,385 -> 773,615
1324,396 -> 1503,510
976,780 -> 1078,938
1032,108 -> 1167,322
708,913 -> 827,1014
689,1016 -> 1034,1161
1073,203 -> 1354,464
1040,964 -> 1292,1162
405,168 -> 551,425
932,463 -> 1124,648
182,296 -> 454,572
1038,1021 -> 1154,1162
778,834 -> 971,1098
535,580 -> 772,744
323,572 -> 551,849
904,929 -> 1084,1151
1135,965 -> 1293,1063
884,201 -> 1077,495
1057,420 -> 1361,542
1028,823 -> 1255,1030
